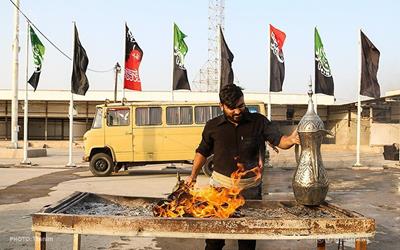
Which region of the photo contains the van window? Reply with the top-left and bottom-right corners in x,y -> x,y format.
92,107 -> 103,129
136,107 -> 162,126
195,106 -> 222,124
166,106 -> 193,125
107,108 -> 130,126
247,105 -> 260,113
211,106 -> 223,118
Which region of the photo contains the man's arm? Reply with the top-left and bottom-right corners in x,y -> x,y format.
277,129 -> 300,149
186,152 -> 207,185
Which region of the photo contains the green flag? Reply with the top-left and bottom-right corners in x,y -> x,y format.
28,26 -> 45,91
314,27 -> 334,96
172,23 -> 190,90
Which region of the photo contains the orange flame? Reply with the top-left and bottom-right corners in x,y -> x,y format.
153,164 -> 262,218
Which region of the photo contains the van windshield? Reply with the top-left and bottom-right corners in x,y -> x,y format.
92,108 -> 102,129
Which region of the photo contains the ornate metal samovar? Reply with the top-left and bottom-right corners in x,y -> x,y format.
293,84 -> 331,205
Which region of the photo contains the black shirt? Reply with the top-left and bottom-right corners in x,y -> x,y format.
196,111 -> 283,177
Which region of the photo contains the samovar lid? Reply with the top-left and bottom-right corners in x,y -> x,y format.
297,82 -> 325,133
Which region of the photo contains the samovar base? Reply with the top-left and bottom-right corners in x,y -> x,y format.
292,183 -> 329,206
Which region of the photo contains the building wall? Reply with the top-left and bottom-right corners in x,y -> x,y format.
326,106 -> 371,145
370,124 -> 400,146
0,100 -> 96,140
0,98 -> 398,146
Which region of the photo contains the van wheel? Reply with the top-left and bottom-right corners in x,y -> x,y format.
90,153 -> 114,177
202,155 -> 214,177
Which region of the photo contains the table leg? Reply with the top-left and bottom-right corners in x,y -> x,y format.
34,231 -> 46,250
317,239 -> 326,250
73,233 -> 81,250
355,239 -> 367,250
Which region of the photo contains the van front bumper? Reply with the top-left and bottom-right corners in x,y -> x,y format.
82,156 -> 89,162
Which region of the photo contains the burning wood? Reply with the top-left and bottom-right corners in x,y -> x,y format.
153,164 -> 262,218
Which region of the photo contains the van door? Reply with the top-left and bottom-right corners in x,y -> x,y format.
104,107 -> 133,162
132,106 -> 163,162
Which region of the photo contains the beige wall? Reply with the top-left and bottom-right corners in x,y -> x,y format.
268,104 -> 328,122
329,118 -> 370,145
370,124 -> 400,146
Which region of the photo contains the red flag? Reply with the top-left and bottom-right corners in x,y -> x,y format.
269,24 -> 286,50
124,24 -> 143,91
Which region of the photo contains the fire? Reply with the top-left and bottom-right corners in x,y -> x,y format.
153,164 -> 262,218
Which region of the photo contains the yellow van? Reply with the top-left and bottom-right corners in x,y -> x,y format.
83,101 -> 266,176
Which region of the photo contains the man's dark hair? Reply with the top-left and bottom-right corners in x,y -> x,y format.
219,84 -> 244,108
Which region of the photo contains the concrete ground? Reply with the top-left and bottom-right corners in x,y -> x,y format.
0,146 -> 399,249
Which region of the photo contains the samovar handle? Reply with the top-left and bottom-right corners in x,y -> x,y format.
295,144 -> 300,165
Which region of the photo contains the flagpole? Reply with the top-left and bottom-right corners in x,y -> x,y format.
122,22 -> 126,102
67,22 -> 76,167
313,28 -> 318,114
267,25 -> 272,121
265,25 -> 272,168
171,23 -> 175,102
354,29 -> 362,167
217,25 -> 222,93
21,21 -> 30,165
311,75 -> 318,114
11,0 -> 20,149
267,92 -> 272,120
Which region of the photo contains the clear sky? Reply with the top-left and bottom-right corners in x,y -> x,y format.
1,0 -> 399,103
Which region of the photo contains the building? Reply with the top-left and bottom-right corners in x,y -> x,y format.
0,89 -> 399,146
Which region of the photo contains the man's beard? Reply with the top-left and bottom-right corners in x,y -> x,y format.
223,109 -> 243,123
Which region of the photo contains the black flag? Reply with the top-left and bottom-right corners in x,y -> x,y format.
71,24 -> 89,95
269,24 -> 286,92
360,30 -> 380,99
219,27 -> 234,90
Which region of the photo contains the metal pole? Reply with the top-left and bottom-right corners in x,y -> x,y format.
266,25 -> 272,168
67,92 -> 75,167
21,21 -> 30,165
114,62 -> 120,102
311,75 -> 318,114
267,93 -> 272,120
45,101 -> 48,141
122,22 -> 126,101
354,29 -> 362,167
217,25 -> 222,93
11,0 -> 20,149
66,22 -> 76,167
267,24 -> 272,121
171,23 -> 175,102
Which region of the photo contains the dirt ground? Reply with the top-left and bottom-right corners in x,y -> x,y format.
0,147 -> 399,249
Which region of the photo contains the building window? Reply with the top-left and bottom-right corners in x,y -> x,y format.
286,106 -> 294,121
92,108 -> 103,129
106,108 -> 130,126
195,106 -> 222,124
135,107 -> 162,126
166,106 -> 193,125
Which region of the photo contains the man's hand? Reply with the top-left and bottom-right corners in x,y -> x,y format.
289,129 -> 300,145
277,129 -> 300,149
185,152 -> 206,187
185,175 -> 197,186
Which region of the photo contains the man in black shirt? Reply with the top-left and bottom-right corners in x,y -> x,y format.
186,84 -> 299,250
